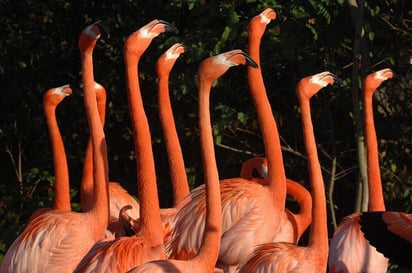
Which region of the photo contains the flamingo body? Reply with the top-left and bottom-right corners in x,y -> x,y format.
360,211 -> 412,270
328,214 -> 388,273
167,178 -> 278,264
240,157 -> 312,243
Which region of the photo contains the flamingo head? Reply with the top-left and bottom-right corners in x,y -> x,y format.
44,84 -> 72,106
297,71 -> 341,100
198,49 -> 258,83
248,8 -> 276,39
156,42 -> 186,77
124,19 -> 178,60
363,68 -> 394,95
78,21 -> 109,53
258,157 -> 268,180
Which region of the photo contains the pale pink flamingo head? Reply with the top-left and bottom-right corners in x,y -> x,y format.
297,71 -> 341,100
363,68 -> 393,95
124,19 -> 178,59
156,42 -> 186,77
78,21 -> 109,53
248,8 -> 276,39
198,49 -> 258,83
44,84 -> 72,106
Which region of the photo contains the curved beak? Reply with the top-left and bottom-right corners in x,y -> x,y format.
157,20 -> 179,34
240,51 -> 259,69
326,72 -> 344,86
95,20 -> 110,40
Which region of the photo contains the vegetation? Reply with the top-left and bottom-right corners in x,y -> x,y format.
1,0 -> 411,271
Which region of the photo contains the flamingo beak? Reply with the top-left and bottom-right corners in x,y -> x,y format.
157,20 -> 179,34
95,20 -> 110,40
240,52 -> 259,69
326,72 -> 344,86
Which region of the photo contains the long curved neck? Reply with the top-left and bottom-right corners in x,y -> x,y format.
44,101 -> 71,211
158,69 -> 190,206
192,76 -> 221,269
286,179 -> 312,239
363,85 -> 385,211
80,86 -> 107,212
299,95 -> 327,256
247,28 -> 287,208
125,51 -> 163,244
80,46 -> 109,238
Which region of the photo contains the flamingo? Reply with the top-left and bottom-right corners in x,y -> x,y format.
246,7 -> 302,244
122,43 -> 191,239
157,43 -> 190,206
240,157 -> 312,243
239,71 -> 340,273
155,42 -> 191,238
166,9 -> 288,273
360,211 -> 412,270
73,19 -> 178,273
43,84 -> 73,211
328,68 -> 393,273
80,82 -> 140,236
127,49 -> 257,273
0,21 -> 109,273
27,84 -> 73,222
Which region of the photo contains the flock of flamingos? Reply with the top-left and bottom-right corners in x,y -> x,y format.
1,7 -> 411,273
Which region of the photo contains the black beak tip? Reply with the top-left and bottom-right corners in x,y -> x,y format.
96,20 -> 110,40
159,20 -> 179,34
243,53 -> 258,69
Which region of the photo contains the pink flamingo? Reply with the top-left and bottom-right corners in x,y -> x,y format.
73,19 -> 178,273
155,42 -> 191,238
127,49 -> 257,273
246,8 -> 303,244
328,68 -> 393,273
240,156 -> 312,243
27,84 -> 73,222
107,43 -> 190,239
166,9 -> 288,272
239,71 -> 340,273
157,43 -> 190,206
43,84 -> 73,211
80,82 -> 140,236
0,21 -> 109,273
123,43 -> 191,239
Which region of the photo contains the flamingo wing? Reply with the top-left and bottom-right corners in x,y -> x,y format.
329,213 -> 387,273
166,178 -> 278,267
74,236 -> 165,273
1,211 -> 96,273
239,243 -> 305,273
360,211 -> 412,269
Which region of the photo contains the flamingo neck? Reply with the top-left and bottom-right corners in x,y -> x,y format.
299,97 -> 328,256
125,53 -> 163,243
286,180 -> 312,238
192,77 -> 221,269
363,87 -> 385,211
44,101 -> 71,211
247,31 -> 287,206
80,49 -> 109,238
81,86 -> 107,212
158,72 -> 190,206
